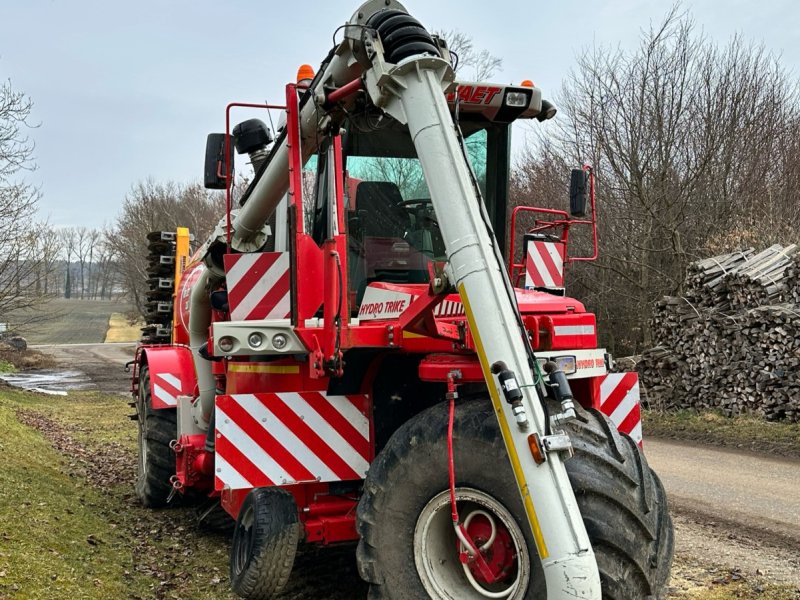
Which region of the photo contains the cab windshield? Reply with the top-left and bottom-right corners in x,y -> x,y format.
343,123 -> 494,305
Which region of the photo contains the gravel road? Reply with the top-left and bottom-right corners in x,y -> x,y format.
647,438 -> 800,586
32,342 -> 135,395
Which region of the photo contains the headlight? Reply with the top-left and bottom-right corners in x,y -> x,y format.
218,336 -> 235,353
272,333 -> 288,350
552,355 -> 577,375
505,91 -> 528,107
247,332 -> 264,348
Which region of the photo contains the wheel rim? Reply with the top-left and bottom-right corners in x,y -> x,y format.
137,375 -> 149,480
232,504 -> 255,576
414,487 -> 530,600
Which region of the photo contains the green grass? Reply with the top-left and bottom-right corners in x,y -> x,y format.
0,394 -> 136,598
9,299 -> 133,345
643,408 -> 800,459
0,388 -> 234,600
0,360 -> 14,373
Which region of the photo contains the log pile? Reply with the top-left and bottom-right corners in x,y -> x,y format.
637,245 -> 800,422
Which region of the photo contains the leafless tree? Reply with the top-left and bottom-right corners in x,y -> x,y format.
109,179 -> 226,313
512,6 -> 800,354
0,78 -> 56,324
435,29 -> 503,81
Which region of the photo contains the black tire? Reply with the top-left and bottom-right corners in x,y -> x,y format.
230,487 -> 300,600
134,365 -> 177,508
356,398 -> 674,600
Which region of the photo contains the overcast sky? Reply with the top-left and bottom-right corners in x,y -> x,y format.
2,0 -> 799,229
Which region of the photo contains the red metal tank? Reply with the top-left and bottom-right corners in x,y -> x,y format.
173,261 -> 205,346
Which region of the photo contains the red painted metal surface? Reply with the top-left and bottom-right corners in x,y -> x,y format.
173,262 -> 205,346
140,345 -> 197,409
419,354 -> 483,382
174,433 -> 213,492
225,360 -> 327,394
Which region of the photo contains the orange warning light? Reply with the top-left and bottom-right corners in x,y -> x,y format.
296,64 -> 315,82
520,79 -> 535,88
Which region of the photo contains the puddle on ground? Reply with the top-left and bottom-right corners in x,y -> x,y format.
0,369 -> 96,395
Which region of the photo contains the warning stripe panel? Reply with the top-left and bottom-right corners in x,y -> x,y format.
224,252 -> 291,321
150,372 -> 182,408
215,392 -> 371,491
599,372 -> 642,446
525,240 -> 565,290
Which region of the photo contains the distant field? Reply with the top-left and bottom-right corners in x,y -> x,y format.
10,299 -> 135,345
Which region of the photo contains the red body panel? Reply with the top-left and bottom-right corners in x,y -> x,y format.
173,262 -> 205,347
140,345 -> 197,409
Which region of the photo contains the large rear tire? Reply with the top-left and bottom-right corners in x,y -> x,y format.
356,398 -> 674,599
230,487 -> 300,600
134,365 -> 177,508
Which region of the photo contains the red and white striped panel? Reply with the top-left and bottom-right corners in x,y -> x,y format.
433,298 -> 465,317
223,252 -> 291,321
524,240 -> 565,290
599,372 -> 642,446
150,372 -> 183,408
215,392 -> 371,490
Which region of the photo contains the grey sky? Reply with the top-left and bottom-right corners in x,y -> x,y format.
2,0 -> 799,229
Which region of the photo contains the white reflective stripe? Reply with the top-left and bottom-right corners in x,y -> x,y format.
628,421 -> 643,445
326,395 -> 370,439
152,383 -> 177,406
543,242 -> 564,277
553,325 -> 595,337
598,375 -> 619,406
265,290 -> 291,319
214,452 -> 253,490
609,382 -> 640,427
225,254 -> 258,288
231,253 -> 290,320
216,406 -> 294,484
158,373 -> 182,391
527,244 -> 555,288
232,394 -> 338,482
279,392 -> 369,475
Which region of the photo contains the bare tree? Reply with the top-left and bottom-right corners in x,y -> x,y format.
108,179 -> 226,313
435,29 -> 502,81
512,6 -> 800,354
0,78 -> 54,322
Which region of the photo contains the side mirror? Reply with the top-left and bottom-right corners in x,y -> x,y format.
204,133 -> 233,190
569,168 -> 589,217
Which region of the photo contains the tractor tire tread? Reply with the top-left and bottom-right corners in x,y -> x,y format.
230,487 -> 300,599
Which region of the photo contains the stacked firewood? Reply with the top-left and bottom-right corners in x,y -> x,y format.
637,245 -> 800,422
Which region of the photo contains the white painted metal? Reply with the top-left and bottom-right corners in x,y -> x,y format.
370,56 -> 601,597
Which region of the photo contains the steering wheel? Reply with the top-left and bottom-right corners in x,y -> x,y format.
399,198 -> 432,208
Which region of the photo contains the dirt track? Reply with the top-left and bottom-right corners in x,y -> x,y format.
646,439 -> 800,588
32,342 -> 135,395
35,343 -> 800,594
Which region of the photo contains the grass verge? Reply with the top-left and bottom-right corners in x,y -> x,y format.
643,409 -> 800,459
104,313 -> 144,343
0,388 -> 234,600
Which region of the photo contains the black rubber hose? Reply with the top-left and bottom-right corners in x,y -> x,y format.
366,9 -> 438,64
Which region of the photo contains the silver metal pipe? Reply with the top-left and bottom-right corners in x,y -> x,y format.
188,267 -> 217,427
